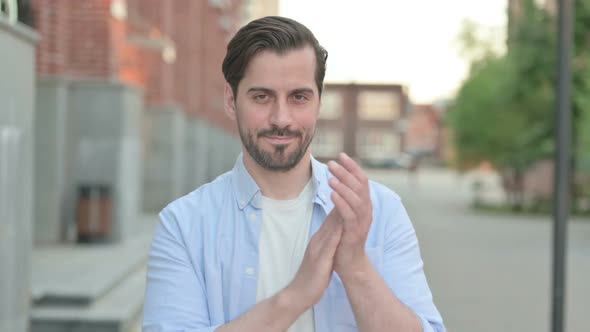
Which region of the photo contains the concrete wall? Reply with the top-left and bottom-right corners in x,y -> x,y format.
143,110 -> 241,212
35,79 -> 143,244
198,121 -> 241,183
143,112 -> 242,212
34,78 -> 71,244
183,117 -> 210,194
36,76 -> 242,243
67,80 -> 143,242
212,126 -> 241,181
142,105 -> 186,213
0,17 -> 38,332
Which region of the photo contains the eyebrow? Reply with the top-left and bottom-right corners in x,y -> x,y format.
246,87 -> 315,95
290,87 -> 315,95
247,87 -> 274,95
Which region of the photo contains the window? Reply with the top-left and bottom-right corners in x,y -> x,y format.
356,128 -> 399,160
312,129 -> 343,158
357,91 -> 401,121
319,90 -> 343,120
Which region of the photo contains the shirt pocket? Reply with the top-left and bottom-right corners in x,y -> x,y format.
329,247 -> 383,329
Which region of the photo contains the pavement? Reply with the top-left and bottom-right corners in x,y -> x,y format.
367,168 -> 590,332
30,215 -> 158,332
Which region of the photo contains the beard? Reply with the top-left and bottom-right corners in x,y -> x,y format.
237,118 -> 315,172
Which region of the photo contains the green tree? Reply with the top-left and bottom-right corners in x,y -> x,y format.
449,0 -> 555,209
450,0 -> 590,210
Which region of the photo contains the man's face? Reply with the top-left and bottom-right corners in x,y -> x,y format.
225,46 -> 320,172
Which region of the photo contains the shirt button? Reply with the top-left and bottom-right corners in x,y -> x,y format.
240,200 -> 246,206
245,267 -> 255,276
249,213 -> 257,222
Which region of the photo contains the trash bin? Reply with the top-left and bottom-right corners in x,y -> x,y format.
76,184 -> 113,243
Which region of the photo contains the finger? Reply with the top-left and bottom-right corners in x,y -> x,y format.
323,221 -> 342,254
331,191 -> 357,226
327,160 -> 362,193
314,209 -> 340,239
316,215 -> 342,256
338,152 -> 369,190
328,176 -> 363,212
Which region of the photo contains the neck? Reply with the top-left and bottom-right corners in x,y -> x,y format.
242,150 -> 313,200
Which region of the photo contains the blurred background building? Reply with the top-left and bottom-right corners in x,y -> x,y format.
405,104 -> 448,165
313,83 -> 409,164
312,83 -> 450,168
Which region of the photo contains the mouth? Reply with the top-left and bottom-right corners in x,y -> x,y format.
263,135 -> 296,145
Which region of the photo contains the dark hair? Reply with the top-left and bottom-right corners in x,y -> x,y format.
222,16 -> 328,96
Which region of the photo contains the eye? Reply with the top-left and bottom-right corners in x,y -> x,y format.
292,94 -> 308,103
254,94 -> 268,101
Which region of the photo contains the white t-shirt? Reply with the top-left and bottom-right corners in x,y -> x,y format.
256,179 -> 316,332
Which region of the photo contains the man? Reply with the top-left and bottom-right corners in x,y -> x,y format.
143,16 -> 445,332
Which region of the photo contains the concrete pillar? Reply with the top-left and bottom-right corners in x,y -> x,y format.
207,125 -> 241,181
185,119 -> 240,189
67,80 -> 143,242
224,131 -> 241,172
34,78 -> 71,245
184,117 -> 211,193
142,105 -> 186,212
207,126 -> 226,181
0,18 -> 38,332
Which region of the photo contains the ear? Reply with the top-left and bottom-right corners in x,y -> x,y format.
224,83 -> 237,121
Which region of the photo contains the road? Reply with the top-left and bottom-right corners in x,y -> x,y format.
367,168 -> 590,332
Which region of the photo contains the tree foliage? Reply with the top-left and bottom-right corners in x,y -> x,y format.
448,0 -> 590,208
449,0 -> 555,172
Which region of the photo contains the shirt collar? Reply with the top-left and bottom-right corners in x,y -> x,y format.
231,153 -> 333,212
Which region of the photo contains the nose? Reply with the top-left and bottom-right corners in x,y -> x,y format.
269,100 -> 292,128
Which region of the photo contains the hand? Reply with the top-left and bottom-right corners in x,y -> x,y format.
286,207 -> 343,308
327,153 -> 373,277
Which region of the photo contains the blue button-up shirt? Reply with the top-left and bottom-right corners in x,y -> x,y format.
143,155 -> 445,332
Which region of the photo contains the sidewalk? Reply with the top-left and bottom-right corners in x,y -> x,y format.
31,214 -> 158,332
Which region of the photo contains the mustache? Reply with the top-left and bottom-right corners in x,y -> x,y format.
257,127 -> 302,138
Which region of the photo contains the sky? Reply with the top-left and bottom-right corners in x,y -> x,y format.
279,0 -> 508,104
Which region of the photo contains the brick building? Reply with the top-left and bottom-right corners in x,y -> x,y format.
313,83 -> 410,165
32,0 -> 244,131
29,0 -> 261,248
15,1 -> 276,331
405,104 -> 445,162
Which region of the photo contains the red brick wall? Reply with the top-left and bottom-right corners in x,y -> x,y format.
32,0 -> 70,75
32,0 -> 114,78
197,2 -> 242,133
406,105 -> 440,152
32,0 -> 243,133
126,0 -> 172,105
126,0 -> 242,133
68,1 -> 112,78
170,0 -> 201,120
